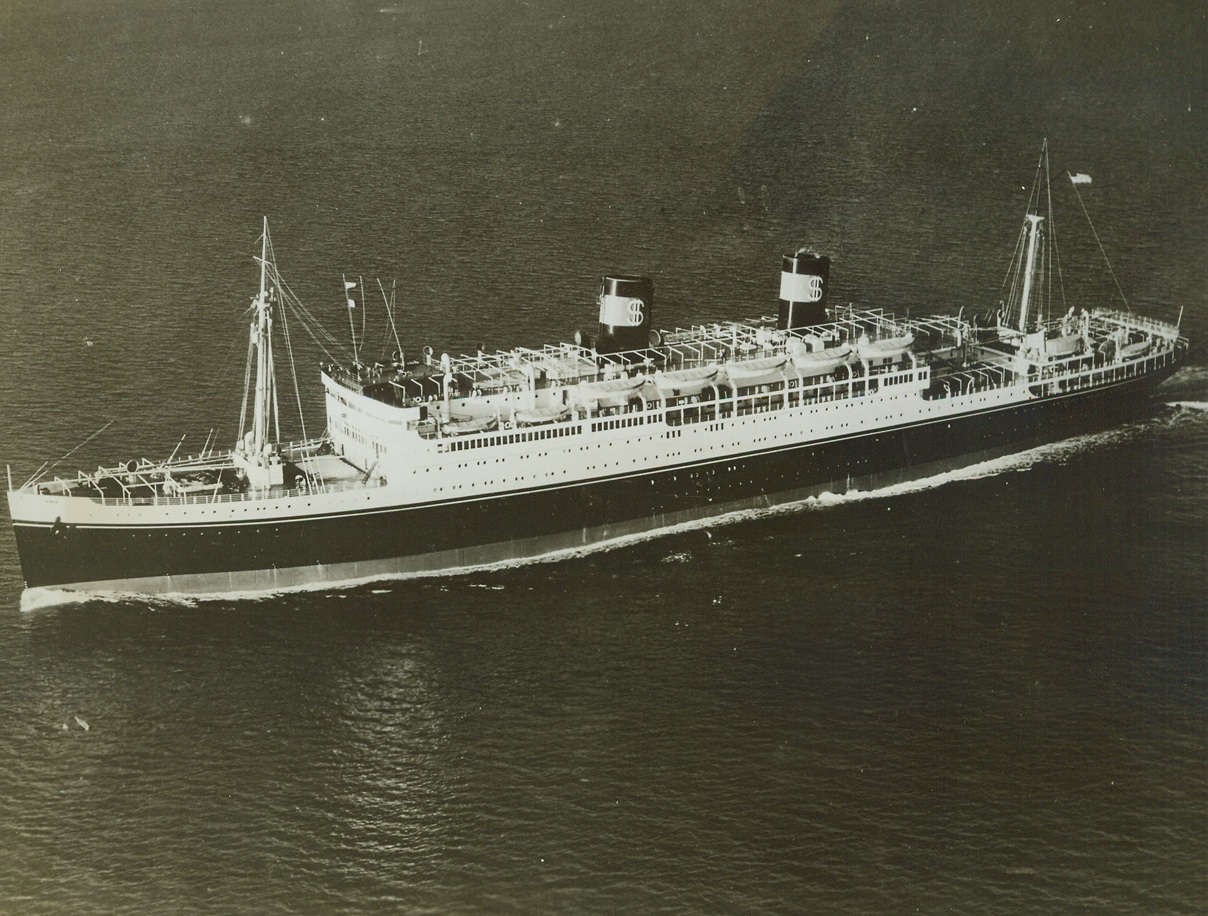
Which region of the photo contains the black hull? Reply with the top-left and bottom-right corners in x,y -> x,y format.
12,369 -> 1179,594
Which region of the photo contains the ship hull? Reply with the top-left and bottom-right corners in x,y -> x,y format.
10,366 -> 1179,597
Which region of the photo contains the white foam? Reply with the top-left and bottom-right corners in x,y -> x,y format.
766,425 -> 1141,514
20,586 -> 198,613
1167,364 -> 1208,383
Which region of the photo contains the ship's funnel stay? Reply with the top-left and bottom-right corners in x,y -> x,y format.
778,253 -> 830,330
597,275 -> 653,353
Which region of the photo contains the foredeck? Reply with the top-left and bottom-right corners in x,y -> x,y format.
21,442 -> 378,507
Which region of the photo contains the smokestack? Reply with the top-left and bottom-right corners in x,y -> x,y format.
596,275 -> 654,354
778,252 -> 829,330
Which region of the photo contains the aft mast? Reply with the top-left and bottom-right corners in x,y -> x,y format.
1004,140 -> 1059,370
236,218 -> 285,489
1017,213 -> 1044,334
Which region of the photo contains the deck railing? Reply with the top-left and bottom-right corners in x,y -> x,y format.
82,474 -> 385,508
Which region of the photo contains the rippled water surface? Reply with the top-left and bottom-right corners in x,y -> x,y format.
1,1 -> 1205,912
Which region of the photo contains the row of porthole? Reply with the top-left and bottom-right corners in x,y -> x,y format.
415,399 -> 992,485
431,386 -> 928,458
421,417 -> 913,483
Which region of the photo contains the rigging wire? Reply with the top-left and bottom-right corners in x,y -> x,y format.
237,312 -> 255,445
998,223 -> 1028,327
271,265 -> 353,363
1068,171 -> 1129,310
24,420 -> 115,488
207,315 -> 257,453
359,274 -> 367,360
380,278 -> 404,362
275,285 -> 309,444
1047,157 -> 1069,317
272,324 -> 281,447
262,232 -> 283,447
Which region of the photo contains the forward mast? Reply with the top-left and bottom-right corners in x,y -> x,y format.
236,217 -> 285,489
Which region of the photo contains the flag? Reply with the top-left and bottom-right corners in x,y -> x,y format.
1069,172 -> 1092,185
347,298 -> 356,309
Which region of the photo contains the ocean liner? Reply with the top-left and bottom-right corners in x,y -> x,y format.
7,149 -> 1188,599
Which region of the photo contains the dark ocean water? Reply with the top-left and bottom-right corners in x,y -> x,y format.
1,1 -> 1206,912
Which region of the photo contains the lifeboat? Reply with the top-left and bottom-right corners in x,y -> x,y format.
444,415 -> 499,436
790,344 -> 852,377
653,366 -> 719,397
576,375 -> 646,409
1120,339 -> 1150,360
514,405 -> 571,426
723,355 -> 789,389
857,333 -> 914,360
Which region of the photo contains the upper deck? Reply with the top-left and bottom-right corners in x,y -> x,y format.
333,307 -> 929,408
328,304 -> 1183,429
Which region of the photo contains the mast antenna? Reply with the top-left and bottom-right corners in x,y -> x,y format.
343,274 -> 360,366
